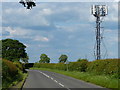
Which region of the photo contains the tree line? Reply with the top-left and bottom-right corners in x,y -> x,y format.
1,39 -> 86,63
39,54 -> 87,63
39,54 -> 68,63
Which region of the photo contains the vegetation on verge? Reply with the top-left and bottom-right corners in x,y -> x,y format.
1,39 -> 29,88
34,59 -> 119,78
2,59 -> 27,88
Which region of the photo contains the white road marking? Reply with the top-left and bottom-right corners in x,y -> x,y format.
54,80 -> 58,83
58,83 -> 64,87
37,70 -> 71,90
51,77 -> 53,80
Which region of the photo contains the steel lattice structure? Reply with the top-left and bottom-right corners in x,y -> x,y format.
91,5 -> 108,60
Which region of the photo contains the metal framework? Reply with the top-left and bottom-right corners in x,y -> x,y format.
91,5 -> 108,60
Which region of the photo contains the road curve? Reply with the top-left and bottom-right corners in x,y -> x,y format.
22,69 -> 108,90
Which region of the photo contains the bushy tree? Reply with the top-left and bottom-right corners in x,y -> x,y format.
59,54 -> 68,63
2,39 -> 28,62
39,54 -> 50,63
21,55 -> 29,63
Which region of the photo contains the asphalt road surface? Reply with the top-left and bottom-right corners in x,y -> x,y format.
22,69 -> 108,90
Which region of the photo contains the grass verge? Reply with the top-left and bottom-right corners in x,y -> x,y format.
30,67 -> 119,89
11,72 -> 28,89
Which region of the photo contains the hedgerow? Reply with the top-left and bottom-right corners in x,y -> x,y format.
87,59 -> 119,78
33,59 -> 119,78
13,62 -> 23,71
2,59 -> 23,88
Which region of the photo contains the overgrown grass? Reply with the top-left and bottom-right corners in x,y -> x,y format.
2,71 -> 27,89
30,67 -> 119,89
11,73 -> 28,88
2,59 -> 28,89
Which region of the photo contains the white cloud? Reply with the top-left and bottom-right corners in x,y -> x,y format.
33,36 -> 49,42
4,8 -> 30,15
2,26 -> 34,38
104,29 -> 118,45
42,8 -> 53,15
38,44 -> 49,48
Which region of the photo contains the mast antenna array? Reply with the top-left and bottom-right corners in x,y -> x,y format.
91,5 -> 108,60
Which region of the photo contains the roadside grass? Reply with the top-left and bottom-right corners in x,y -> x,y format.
30,67 -> 119,89
2,72 -> 28,89
11,72 -> 28,88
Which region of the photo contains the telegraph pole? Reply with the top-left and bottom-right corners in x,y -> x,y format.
91,5 -> 108,60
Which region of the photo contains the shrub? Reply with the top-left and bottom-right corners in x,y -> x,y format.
2,59 -> 25,88
34,60 -> 88,72
2,59 -> 18,78
54,63 -> 66,70
87,59 -> 119,76
69,59 -> 88,72
13,62 -> 23,71
33,59 -> 119,78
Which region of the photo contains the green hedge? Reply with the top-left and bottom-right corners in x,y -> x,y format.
2,59 -> 23,88
69,60 -> 88,72
87,59 -> 119,78
2,59 -> 18,78
33,59 -> 119,78
34,59 -> 88,72
13,62 -> 23,71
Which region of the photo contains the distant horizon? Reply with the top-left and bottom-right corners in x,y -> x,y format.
1,2 -> 118,63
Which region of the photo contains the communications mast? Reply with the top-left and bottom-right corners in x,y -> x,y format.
91,5 -> 108,60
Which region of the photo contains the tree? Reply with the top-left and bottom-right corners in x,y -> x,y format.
21,55 -> 29,63
2,39 -> 28,62
39,54 -> 50,63
59,54 -> 68,63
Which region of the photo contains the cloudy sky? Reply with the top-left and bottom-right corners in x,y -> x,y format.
1,1 -> 118,63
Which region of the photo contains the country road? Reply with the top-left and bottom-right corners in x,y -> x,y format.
22,70 -> 107,90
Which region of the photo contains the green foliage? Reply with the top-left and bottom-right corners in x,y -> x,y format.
34,63 -> 55,69
69,59 -> 88,72
59,54 -> 68,63
2,59 -> 18,87
13,62 -> 23,71
2,39 -> 28,62
39,54 -> 50,63
77,58 -> 88,62
54,63 -> 66,70
87,59 -> 119,77
21,55 -> 29,63
34,60 -> 88,72
2,59 -> 18,77
2,59 -> 25,88
34,63 -> 66,70
34,59 -> 119,79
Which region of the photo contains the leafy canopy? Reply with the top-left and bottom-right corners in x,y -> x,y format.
2,39 -> 28,62
59,54 -> 68,63
39,54 -> 50,63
